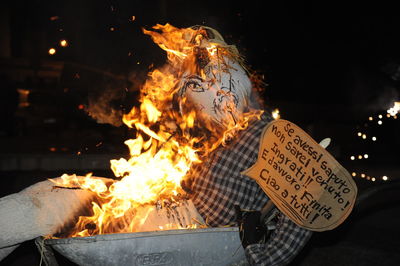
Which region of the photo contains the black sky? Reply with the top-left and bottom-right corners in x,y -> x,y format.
5,1 -> 400,123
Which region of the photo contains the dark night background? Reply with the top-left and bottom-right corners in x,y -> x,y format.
0,1 -> 399,265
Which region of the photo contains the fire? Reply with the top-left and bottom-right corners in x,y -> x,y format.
53,24 -> 263,237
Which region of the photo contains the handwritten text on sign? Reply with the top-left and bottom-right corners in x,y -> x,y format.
242,120 -> 357,231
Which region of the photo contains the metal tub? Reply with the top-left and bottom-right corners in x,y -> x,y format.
41,227 -> 247,266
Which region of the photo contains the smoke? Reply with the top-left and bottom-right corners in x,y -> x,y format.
86,87 -> 125,127
374,85 -> 399,111
85,75 -> 129,127
85,71 -> 146,127
375,61 -> 400,110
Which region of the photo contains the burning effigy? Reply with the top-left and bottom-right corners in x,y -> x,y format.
46,24 -> 264,239
0,24 -> 266,263
1,24 -> 357,265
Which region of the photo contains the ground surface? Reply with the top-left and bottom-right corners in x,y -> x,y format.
291,185 -> 400,266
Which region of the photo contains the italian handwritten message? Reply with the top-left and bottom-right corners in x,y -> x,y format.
242,120 -> 358,231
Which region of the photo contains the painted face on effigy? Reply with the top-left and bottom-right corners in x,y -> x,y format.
179,60 -> 250,127
177,27 -> 252,130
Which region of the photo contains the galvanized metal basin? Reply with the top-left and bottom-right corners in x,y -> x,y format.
44,227 -> 247,266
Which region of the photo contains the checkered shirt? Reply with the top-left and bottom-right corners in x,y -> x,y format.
188,114 -> 312,265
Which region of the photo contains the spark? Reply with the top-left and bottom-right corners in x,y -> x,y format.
60,39 -> 68,47
48,48 -> 56,55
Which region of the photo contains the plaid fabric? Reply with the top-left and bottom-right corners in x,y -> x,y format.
245,213 -> 312,265
188,114 -> 312,265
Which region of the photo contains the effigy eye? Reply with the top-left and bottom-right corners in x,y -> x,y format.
185,80 -> 204,92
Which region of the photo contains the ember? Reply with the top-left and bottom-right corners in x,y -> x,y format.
53,24 -> 263,238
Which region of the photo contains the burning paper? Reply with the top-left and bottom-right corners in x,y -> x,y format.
54,24 -> 263,237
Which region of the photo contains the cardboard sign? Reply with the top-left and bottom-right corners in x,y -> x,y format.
242,120 -> 357,231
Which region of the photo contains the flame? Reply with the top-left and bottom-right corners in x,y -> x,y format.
54,24 -> 263,237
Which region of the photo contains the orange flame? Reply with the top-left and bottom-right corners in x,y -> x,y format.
54,24 -> 263,237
